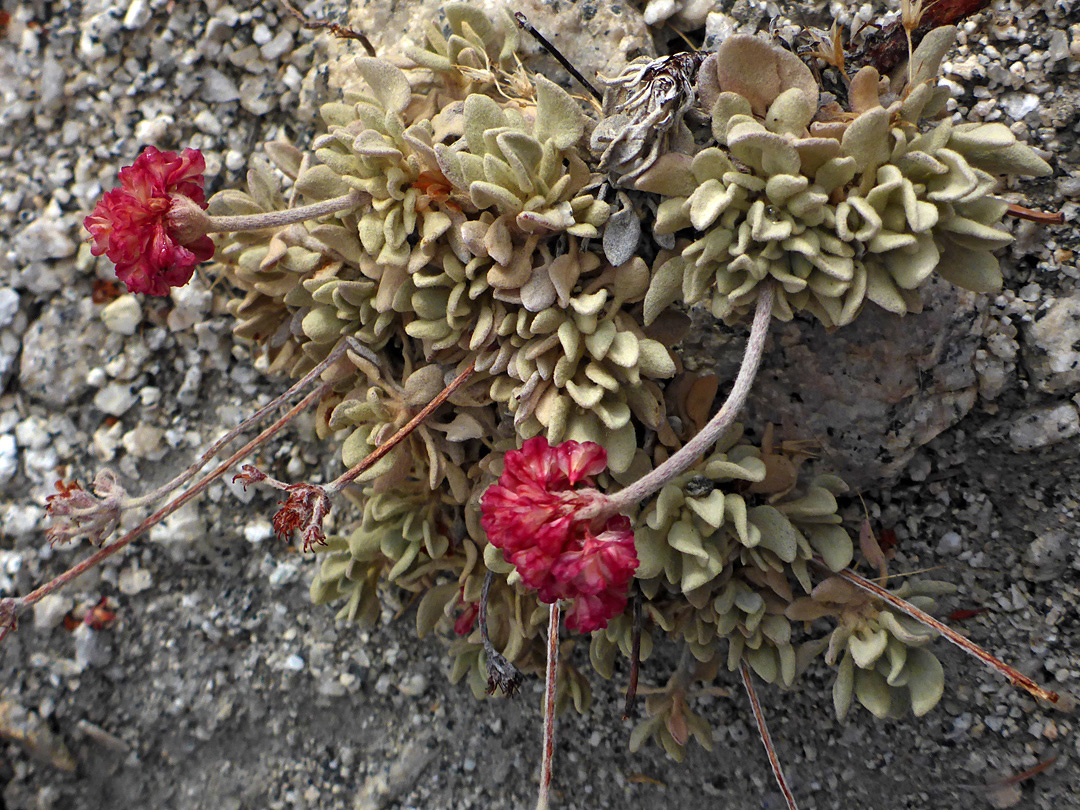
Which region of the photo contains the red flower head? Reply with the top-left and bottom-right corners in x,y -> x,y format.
480,437 -> 638,632
84,146 -> 215,296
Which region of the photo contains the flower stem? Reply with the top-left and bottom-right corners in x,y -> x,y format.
326,361 -> 476,494
740,661 -> 799,810
833,566 -> 1062,706
0,382 -> 332,641
603,283 -> 774,516
536,602 -> 561,810
205,189 -> 368,234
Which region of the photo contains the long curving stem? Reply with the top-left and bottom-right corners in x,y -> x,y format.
602,283 -> 774,516
126,340 -> 353,509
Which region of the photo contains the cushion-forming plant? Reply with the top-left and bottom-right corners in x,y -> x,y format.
201,4 -> 1052,760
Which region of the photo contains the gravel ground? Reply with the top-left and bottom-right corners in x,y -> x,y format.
1,1 -> 1078,809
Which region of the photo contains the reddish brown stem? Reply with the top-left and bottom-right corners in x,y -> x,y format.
327,361 -> 476,494
833,567 -> 1061,705
536,603 -> 561,810
997,755 -> 1057,788
1006,203 -> 1065,225
276,0 -> 376,56
0,382 -> 331,639
740,662 -> 799,810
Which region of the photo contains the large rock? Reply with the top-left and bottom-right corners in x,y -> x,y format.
704,280 -> 987,489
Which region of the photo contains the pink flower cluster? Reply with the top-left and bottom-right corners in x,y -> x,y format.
84,146 -> 215,296
480,437 -> 638,633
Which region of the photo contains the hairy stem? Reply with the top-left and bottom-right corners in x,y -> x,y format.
603,283 -> 774,516
833,566 -> 1061,705
740,662 -> 799,810
536,603 -> 561,810
1,382 -> 331,640
206,189 -> 368,233
326,361 -> 476,494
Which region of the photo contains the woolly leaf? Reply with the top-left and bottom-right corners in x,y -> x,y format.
533,74 -> 584,150
906,648 -> 945,716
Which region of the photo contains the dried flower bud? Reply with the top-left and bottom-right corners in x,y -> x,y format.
232,464 -> 269,490
272,484 -> 331,553
45,470 -> 128,546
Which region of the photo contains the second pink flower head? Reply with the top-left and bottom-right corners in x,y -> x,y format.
480,437 -> 638,633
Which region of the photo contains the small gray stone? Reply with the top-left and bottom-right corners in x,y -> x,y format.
354,732 -> 438,810
0,503 -> 44,536
999,92 -> 1040,120
268,561 -> 300,587
260,30 -> 294,62
252,22 -> 273,45
199,68 -> 240,103
39,57 -> 66,112
1008,402 -> 1080,451
193,109 -> 224,136
937,531 -> 963,555
239,76 -> 273,117
94,383 -> 137,417
283,654 -> 305,672
14,416 -> 49,450
121,424 -> 164,459
176,365 -> 203,406
1022,530 -> 1074,582
397,673 -> 428,697
244,520 -> 273,543
123,0 -> 151,29
0,288 -> 19,327
168,277 -> 212,330
74,624 -> 113,669
0,331 -> 19,391
1059,175 -> 1080,198
0,435 -> 17,484
100,295 -> 142,335
32,594 -> 73,632
134,114 -> 173,144
118,566 -> 153,595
